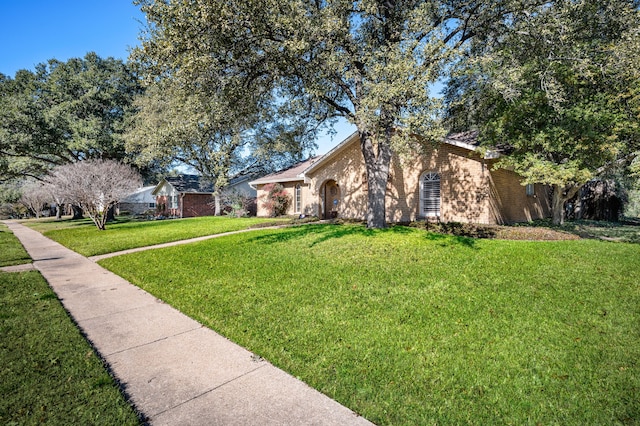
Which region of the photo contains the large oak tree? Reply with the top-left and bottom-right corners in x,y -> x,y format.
0,53 -> 143,182
133,0 -> 538,228
445,0 -> 640,224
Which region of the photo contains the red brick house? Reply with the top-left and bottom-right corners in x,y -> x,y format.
250,132 -> 552,224
152,175 -> 216,218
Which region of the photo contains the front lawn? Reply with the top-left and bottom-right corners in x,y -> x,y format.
0,271 -> 140,425
99,223 -> 640,425
22,216 -> 289,256
0,223 -> 31,267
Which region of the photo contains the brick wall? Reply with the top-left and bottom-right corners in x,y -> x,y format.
305,140 -> 493,223
488,167 -> 551,223
256,136 -> 551,224
181,193 -> 216,218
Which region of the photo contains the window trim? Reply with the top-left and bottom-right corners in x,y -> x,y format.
525,183 -> 535,196
420,171 -> 441,218
294,184 -> 302,213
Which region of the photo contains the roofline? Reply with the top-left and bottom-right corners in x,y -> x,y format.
443,136 -> 500,158
151,178 -> 168,196
151,179 -> 214,196
443,136 -> 479,152
249,130 -> 499,189
249,176 -> 305,189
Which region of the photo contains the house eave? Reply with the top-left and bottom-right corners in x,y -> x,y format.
151,179 -> 169,196
444,136 -> 501,159
249,176 -> 305,188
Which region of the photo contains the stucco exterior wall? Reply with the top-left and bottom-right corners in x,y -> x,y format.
255,182 -> 313,217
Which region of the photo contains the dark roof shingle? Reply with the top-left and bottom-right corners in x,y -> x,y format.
165,175 -> 214,193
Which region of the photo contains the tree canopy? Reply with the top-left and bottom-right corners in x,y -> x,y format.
133,0 -> 538,227
445,0 -> 640,224
0,53 -> 143,183
124,75 -> 314,215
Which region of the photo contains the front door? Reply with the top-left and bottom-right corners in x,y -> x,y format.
323,180 -> 340,219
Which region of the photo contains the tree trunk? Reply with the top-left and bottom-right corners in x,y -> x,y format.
213,192 -> 222,216
56,203 -> 64,219
551,184 -> 581,225
106,205 -> 116,222
359,130 -> 392,229
71,205 -> 83,220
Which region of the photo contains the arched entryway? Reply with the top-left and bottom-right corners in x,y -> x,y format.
322,179 -> 340,219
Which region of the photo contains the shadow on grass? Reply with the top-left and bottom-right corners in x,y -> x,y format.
423,231 -> 478,248
250,222 -> 479,248
516,218 -> 640,243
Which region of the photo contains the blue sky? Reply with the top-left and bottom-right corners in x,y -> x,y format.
0,1 -> 144,77
0,1 -> 354,154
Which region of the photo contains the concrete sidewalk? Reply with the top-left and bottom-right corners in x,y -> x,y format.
3,221 -> 374,426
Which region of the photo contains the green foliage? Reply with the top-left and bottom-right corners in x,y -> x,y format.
0,53 -> 143,182
133,0 -> 533,227
445,0 -> 640,223
626,190 -> 640,218
100,224 -> 640,425
221,190 -> 255,218
0,271 -> 140,425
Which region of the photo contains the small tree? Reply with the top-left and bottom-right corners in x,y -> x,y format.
19,181 -> 52,218
260,183 -> 290,217
220,189 -> 255,218
46,160 -> 142,230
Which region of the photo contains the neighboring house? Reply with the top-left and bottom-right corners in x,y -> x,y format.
250,132 -> 552,224
119,186 -> 156,215
222,174 -> 259,216
224,174 -> 258,198
152,175 -> 216,218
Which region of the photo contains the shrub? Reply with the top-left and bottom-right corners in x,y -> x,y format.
221,190 -> 256,218
260,183 -> 290,217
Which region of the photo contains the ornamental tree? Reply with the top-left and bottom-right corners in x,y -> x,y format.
45,160 -> 142,230
260,183 -> 291,217
19,181 -> 52,219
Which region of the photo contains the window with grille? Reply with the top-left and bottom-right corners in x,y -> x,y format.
420,172 -> 441,217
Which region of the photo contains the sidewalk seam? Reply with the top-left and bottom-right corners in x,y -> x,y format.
151,362 -> 269,419
104,325 -> 204,357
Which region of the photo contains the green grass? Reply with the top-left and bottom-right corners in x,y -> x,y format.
22,215 -> 289,256
0,223 -> 31,267
0,271 -> 140,425
99,223 -> 640,425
